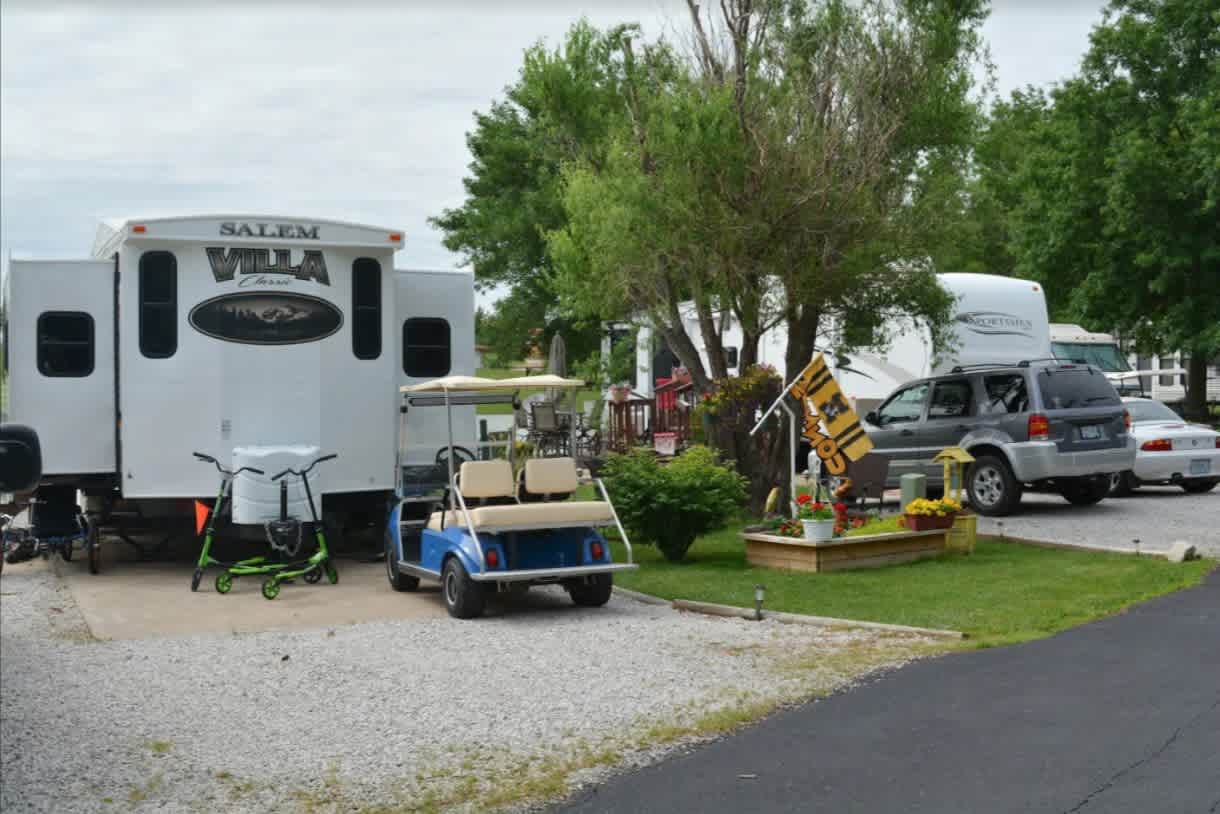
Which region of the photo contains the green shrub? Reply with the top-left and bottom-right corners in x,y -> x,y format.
601,445 -> 747,562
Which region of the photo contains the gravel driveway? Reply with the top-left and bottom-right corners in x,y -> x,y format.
0,561 -> 935,813
977,485 -> 1220,557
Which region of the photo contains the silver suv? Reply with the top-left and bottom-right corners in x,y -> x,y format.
863,361 -> 1136,516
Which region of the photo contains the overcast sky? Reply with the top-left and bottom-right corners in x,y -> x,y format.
1,0 -> 1107,304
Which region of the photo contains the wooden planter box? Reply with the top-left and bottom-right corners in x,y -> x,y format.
741,528 -> 948,573
903,513 -> 956,531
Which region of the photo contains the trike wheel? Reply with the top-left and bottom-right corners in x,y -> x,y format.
303,566 -> 322,584
567,574 -> 613,607
442,557 -> 485,619
191,568 -> 203,592
214,572 -> 233,594
261,578 -> 281,600
324,560 -> 339,585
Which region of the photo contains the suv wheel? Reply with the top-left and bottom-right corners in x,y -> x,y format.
967,455 -> 1022,516
1059,476 -> 1110,506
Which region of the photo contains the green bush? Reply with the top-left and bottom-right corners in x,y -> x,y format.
601,445 -> 747,562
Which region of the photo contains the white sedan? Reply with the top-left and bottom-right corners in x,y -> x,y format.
1109,398 -> 1220,495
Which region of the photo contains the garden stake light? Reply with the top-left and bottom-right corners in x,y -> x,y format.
754,584 -> 766,620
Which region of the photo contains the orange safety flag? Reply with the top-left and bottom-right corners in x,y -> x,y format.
194,500 -> 211,536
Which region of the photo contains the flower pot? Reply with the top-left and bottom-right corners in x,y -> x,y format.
903,513 -> 956,531
610,389 -> 628,404
801,519 -> 835,542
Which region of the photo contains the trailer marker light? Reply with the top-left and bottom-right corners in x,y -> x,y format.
1141,439 -> 1172,452
590,541 -> 604,561
485,549 -> 499,568
389,233 -> 402,242
132,224 -> 146,233
1028,414 -> 1050,441
1124,410 -> 1132,431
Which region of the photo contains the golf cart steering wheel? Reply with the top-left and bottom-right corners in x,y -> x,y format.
435,446 -> 476,471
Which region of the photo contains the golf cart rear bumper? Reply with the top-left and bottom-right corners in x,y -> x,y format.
468,563 -> 638,583
1007,439 -> 1136,482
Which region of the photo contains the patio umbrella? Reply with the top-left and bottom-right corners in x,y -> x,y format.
546,333 -> 567,406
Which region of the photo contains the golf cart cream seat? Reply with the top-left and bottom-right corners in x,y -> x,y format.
427,458 -> 614,532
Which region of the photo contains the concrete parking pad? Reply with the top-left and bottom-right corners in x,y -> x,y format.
51,555 -> 447,640
975,486 -> 1220,557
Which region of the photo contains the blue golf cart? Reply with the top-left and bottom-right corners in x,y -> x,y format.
384,375 -> 636,618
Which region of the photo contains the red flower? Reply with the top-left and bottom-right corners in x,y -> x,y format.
796,494 -> 812,506
811,502 -> 824,511
833,502 -> 847,514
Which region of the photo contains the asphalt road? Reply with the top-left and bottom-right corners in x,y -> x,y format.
557,567 -> 1220,814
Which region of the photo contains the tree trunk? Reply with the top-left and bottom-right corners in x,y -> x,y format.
738,329 -> 761,371
693,291 -> 729,380
784,300 -> 820,382
1184,348 -> 1210,422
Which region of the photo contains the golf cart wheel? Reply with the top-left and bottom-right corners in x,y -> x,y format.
86,524 -> 101,575
385,527 -> 420,592
1182,479 -> 1218,494
214,572 -> 233,594
191,568 -> 204,592
966,455 -> 1022,517
1109,470 -> 1138,497
324,560 -> 339,585
261,578 -> 281,600
303,566 -> 322,584
442,557 -> 485,619
1058,476 -> 1109,506
568,574 -> 613,607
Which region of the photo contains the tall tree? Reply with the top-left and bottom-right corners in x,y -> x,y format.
1001,0 -> 1220,418
549,0 -> 984,387
545,0 -> 985,508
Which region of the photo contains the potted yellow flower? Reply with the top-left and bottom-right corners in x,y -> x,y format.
903,497 -> 962,531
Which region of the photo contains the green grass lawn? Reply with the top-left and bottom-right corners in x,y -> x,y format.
611,523 -> 1214,647
474,367 -> 602,416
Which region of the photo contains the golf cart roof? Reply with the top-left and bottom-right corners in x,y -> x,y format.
400,375 -> 586,394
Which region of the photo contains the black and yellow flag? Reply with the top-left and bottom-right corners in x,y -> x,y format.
788,353 -> 874,475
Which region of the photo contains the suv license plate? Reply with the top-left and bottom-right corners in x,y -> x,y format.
1190,459 -> 1211,475
1080,424 -> 1103,441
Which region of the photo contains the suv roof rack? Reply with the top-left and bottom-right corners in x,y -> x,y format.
1017,357 -> 1084,368
948,362 -> 1023,374
949,357 -> 1084,374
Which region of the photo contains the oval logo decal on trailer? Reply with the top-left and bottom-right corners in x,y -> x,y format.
189,292 -> 343,345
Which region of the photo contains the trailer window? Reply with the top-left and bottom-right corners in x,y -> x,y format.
403,318 -> 450,377
352,258 -> 381,360
139,251 -> 177,358
37,312 -> 94,377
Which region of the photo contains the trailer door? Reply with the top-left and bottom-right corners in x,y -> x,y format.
5,260 -> 116,476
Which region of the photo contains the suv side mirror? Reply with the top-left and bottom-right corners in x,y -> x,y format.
0,424 -> 42,493
864,411 -> 879,426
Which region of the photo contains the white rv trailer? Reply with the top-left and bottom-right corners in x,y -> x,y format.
621,273 -> 1053,413
3,214 -> 474,532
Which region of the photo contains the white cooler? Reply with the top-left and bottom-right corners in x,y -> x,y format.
230,445 -> 321,525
